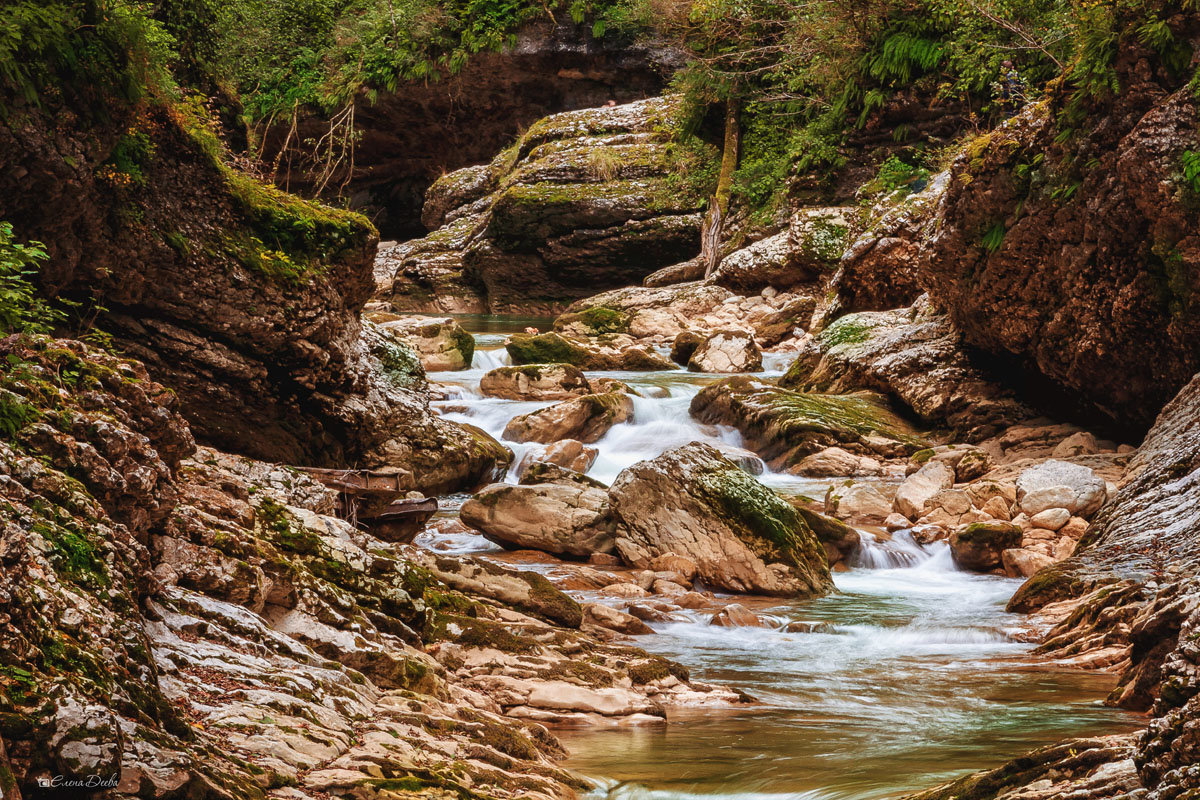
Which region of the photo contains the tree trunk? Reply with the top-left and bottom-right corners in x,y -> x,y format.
702,98 -> 740,278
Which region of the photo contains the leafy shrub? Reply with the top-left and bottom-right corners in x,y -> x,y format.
0,222 -> 64,335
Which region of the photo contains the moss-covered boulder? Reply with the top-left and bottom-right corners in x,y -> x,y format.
949,522 -> 1022,571
376,315 -> 476,371
506,331 -> 595,366
502,392 -> 634,444
480,363 -> 591,400
608,442 -> 833,597
690,376 -> 928,470
379,97 -> 706,315
505,330 -> 675,372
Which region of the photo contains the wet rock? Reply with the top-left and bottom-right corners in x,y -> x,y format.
609,442 -> 833,597
502,392 -> 634,444
480,363 -> 591,400
687,329 -> 763,374
792,446 -> 882,477
583,603 -> 654,635
709,604 -> 765,628
709,442 -> 767,475
690,377 -> 928,470
460,482 -> 615,557
377,315 -> 476,371
671,330 -> 705,365
1002,548 -> 1056,579
1016,460 -> 1107,517
950,522 -> 1022,572
648,553 -> 700,583
783,302 -> 1031,441
515,439 -> 600,478
894,461 -> 955,520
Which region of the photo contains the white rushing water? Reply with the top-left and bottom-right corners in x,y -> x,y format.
419,319 -> 1135,800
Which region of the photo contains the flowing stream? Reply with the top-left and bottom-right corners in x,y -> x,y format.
418,315 -> 1141,800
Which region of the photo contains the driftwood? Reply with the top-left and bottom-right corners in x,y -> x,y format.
294,467 -> 436,538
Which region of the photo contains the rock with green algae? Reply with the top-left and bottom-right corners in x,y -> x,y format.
378,97 -> 706,315
480,363 -> 592,400
690,376 -> 928,470
949,521 -> 1021,571
504,330 -> 673,371
608,442 -> 833,597
779,300 -> 1030,442
375,314 -> 476,371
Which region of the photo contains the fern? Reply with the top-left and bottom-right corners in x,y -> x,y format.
1182,151 -> 1200,194
981,222 -> 1006,254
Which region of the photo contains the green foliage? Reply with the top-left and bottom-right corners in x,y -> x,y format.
861,154 -> 931,198
99,128 -> 156,186
0,1 -> 177,112
1182,150 -> 1200,195
981,221 -> 1006,253
0,223 -> 65,336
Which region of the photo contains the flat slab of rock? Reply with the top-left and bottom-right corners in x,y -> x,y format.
608,442 -> 833,597
690,377 -> 928,470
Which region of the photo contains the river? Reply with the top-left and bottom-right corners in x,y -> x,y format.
415,315 -> 1141,800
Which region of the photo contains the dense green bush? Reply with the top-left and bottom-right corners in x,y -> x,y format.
0,223 -> 64,335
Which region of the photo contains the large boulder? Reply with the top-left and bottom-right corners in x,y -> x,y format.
515,440 -> 599,477
480,363 -> 591,400
782,301 -> 1031,441
460,482 -> 615,558
376,315 -> 475,371
505,331 -> 674,371
949,522 -> 1022,571
502,392 -> 634,444
919,87 -> 1200,431
608,443 -> 833,597
1015,460 -> 1107,517
379,98 -> 705,316
689,377 -> 928,470
687,330 -> 763,374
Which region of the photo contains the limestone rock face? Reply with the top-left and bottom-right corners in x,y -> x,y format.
379,97 -> 705,315
830,173 -> 946,312
710,230 -> 807,292
783,300 -> 1031,441
460,482 -> 615,557
687,330 -> 764,374
0,97 -> 501,487
376,315 -> 476,371
690,377 -> 928,470
503,392 -> 635,444
920,86 -> 1200,430
608,442 -> 833,597
481,363 -> 592,400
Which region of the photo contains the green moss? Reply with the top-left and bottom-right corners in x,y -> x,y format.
955,521 -> 1020,545
372,335 -> 425,389
911,448 -> 935,464
554,306 -> 631,335
693,463 -> 829,588
505,332 -> 590,366
818,317 -> 877,348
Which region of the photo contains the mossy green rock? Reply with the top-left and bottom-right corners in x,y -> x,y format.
949,522 -> 1021,572
609,442 -> 833,597
505,332 -> 593,366
690,376 -> 928,470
